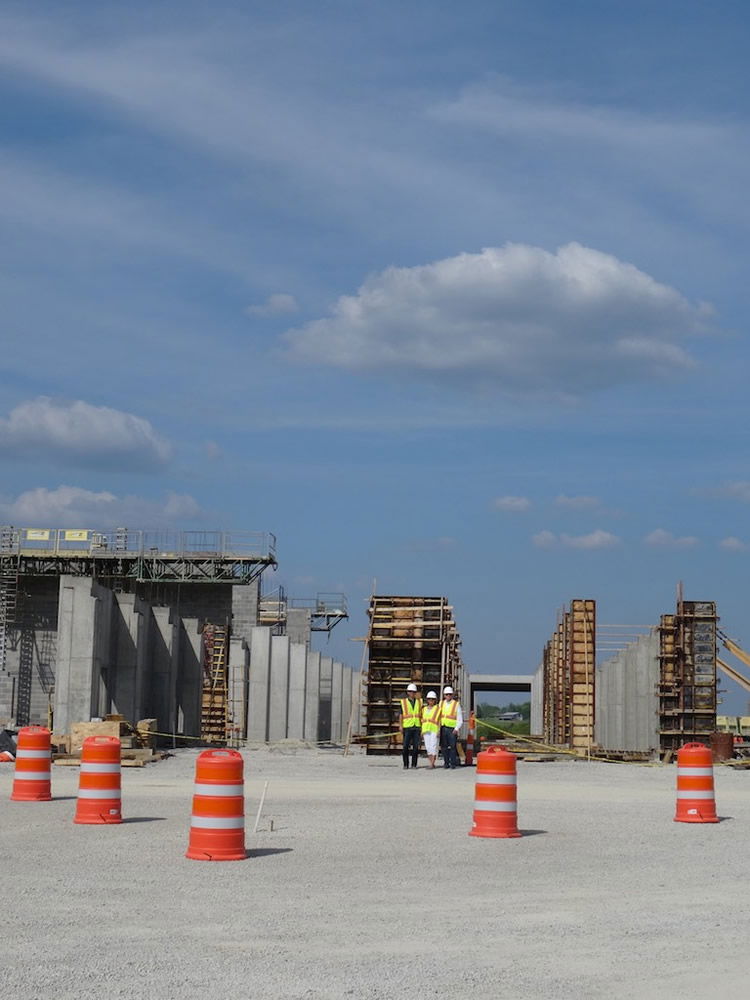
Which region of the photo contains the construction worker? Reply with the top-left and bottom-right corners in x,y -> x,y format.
421,691 -> 441,768
439,685 -> 463,769
400,683 -> 422,769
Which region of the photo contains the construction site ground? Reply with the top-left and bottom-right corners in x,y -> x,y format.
2,746 -> 750,999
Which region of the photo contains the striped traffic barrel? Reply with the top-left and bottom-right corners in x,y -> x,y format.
74,736 -> 122,824
186,749 -> 246,861
10,726 -> 52,802
674,742 -> 718,824
469,746 -> 521,838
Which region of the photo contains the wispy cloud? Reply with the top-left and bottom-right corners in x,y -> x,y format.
246,293 -> 299,317
285,243 -> 710,397
555,494 -> 600,509
493,496 -> 531,512
533,529 -> 620,549
644,529 -> 698,548
719,536 -> 748,552
712,482 -> 750,502
0,398 -> 171,470
0,485 -> 203,527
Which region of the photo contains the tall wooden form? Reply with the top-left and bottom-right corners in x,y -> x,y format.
659,600 -> 717,753
201,624 -> 229,743
542,598 -> 595,755
363,596 -> 464,755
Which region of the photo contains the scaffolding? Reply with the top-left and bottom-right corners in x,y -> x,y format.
362,595 -> 465,755
259,587 -> 348,633
200,623 -> 229,743
542,599 -> 596,754
658,599 -> 718,751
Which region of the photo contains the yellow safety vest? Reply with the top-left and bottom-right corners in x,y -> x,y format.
401,698 -> 422,728
421,704 -> 440,734
440,699 -> 459,728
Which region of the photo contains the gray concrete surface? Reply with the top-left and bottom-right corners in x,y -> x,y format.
3,751 -> 750,999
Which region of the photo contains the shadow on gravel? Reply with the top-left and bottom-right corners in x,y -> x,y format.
519,829 -> 547,837
50,796 -> 78,802
123,816 -> 167,823
717,816 -> 734,823
246,847 -> 293,859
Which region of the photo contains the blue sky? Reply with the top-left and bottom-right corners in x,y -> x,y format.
1,1 -> 749,711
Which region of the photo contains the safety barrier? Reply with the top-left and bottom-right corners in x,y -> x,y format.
469,746 -> 521,839
10,726 -> 51,801
74,736 -> 122,824
674,742 -> 718,824
186,749 -> 246,861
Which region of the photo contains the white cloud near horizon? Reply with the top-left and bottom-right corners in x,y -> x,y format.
533,529 -> 620,549
719,537 -> 747,552
284,243 -> 711,396
555,494 -> 600,509
0,485 -> 203,528
713,482 -> 750,502
493,496 -> 531,512
0,398 -> 171,470
246,293 -> 299,317
644,529 -> 698,548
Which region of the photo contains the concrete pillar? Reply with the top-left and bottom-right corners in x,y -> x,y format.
341,666 -> 352,743
151,606 -> 177,736
178,617 -> 202,737
286,608 -> 312,647
268,635 -> 290,741
228,637 -> 248,743
110,593 -> 141,723
350,668 -> 362,738
54,576 -> 99,734
232,581 -> 259,641
287,642 -> 307,739
318,656 -> 333,742
304,650 -> 321,743
247,627 -> 272,741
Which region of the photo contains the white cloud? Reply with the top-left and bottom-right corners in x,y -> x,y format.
555,494 -> 600,509
532,530 -> 557,549
0,398 -> 171,470
719,537 -> 748,552
533,529 -> 620,549
246,293 -> 299,317
0,485 -> 203,528
284,243 -> 709,396
714,482 -> 750,502
644,529 -> 698,548
493,496 -> 531,512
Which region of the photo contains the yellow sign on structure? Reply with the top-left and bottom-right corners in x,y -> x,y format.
63,529 -> 89,542
25,529 -> 50,541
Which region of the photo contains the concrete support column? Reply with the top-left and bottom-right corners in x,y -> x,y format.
54,576 -> 98,734
268,635 -> 290,741
287,642 -> 307,739
247,627 -> 272,741
318,656 -> 333,742
341,667 -> 352,742
350,669 -> 362,738
304,651 -> 321,743
286,608 -> 312,648
330,660 -> 343,742
232,581 -> 259,642
178,617 -> 202,737
228,637 -> 249,743
151,607 -> 177,736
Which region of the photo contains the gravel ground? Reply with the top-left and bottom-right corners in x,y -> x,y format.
2,746 -> 750,1000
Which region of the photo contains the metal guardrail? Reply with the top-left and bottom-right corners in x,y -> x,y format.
3,527 -> 277,561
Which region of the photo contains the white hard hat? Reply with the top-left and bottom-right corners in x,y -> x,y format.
407,683 -> 418,692
426,691 -> 437,700
443,686 -> 454,695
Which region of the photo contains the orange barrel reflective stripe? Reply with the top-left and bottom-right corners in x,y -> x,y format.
401,698 -> 422,728
674,742 -> 718,824
440,699 -> 458,728
469,746 -> 521,839
10,726 -> 52,802
421,704 -> 440,734
466,712 -> 476,767
74,736 -> 122,824
186,749 -> 246,861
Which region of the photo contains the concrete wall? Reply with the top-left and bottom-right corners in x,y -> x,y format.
531,662 -> 544,735
596,632 -> 660,752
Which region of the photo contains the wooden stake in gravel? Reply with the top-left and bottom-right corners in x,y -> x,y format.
253,780 -> 269,834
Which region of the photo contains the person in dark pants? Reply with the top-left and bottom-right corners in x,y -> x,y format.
400,683 -> 422,769
439,685 -> 463,769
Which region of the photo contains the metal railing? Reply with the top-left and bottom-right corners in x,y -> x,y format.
4,526 -> 276,561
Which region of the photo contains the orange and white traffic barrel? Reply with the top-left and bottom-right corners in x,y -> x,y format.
10,726 -> 52,801
74,736 -> 122,824
466,712 -> 476,767
469,746 -> 521,838
674,742 -> 719,824
186,749 -> 246,861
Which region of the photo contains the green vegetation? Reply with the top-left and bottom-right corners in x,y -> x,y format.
475,700 -> 531,738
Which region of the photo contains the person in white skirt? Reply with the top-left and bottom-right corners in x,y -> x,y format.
421,691 -> 441,768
